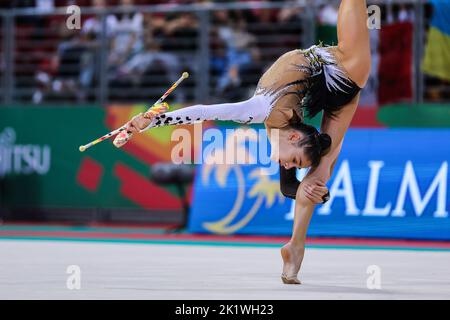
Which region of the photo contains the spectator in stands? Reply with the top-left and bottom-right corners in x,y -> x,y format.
210,30 -> 228,87
161,11 -> 199,61
82,0 -> 116,38
213,12 -> 260,100
112,25 -> 185,102
108,0 -> 144,73
32,27 -> 94,103
278,2 -> 304,24
78,0 -> 120,94
32,0 -> 113,103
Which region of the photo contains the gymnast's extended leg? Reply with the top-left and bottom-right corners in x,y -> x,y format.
281,0 -> 370,284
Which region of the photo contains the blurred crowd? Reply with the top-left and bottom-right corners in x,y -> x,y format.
1,0 -> 448,104
6,0 -> 311,104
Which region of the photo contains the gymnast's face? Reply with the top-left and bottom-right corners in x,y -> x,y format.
271,129 -> 312,169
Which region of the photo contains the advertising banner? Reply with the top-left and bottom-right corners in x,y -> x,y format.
188,128 -> 450,240
0,105 -> 199,210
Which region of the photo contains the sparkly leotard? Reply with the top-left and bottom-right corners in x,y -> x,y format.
141,45 -> 360,132
256,45 -> 361,129
140,45 -> 361,202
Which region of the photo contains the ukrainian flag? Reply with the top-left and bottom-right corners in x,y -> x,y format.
422,0 -> 450,81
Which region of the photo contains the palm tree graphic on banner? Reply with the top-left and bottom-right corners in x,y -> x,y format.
201,129 -> 284,234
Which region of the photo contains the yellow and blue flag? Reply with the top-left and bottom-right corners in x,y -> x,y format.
422,0 -> 450,81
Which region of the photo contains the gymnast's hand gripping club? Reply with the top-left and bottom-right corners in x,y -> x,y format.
78,72 -> 189,152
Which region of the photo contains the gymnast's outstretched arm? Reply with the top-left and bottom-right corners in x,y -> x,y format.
126,95 -> 271,133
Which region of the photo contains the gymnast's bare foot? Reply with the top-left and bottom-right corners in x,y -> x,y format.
280,242 -> 304,284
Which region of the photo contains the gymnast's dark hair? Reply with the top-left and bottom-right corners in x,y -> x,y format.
302,66 -> 361,119
287,122 -> 332,167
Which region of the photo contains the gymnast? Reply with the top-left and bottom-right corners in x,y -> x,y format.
121,0 -> 371,284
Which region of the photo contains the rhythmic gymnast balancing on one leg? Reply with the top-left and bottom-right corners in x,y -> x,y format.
276,0 -> 371,284
123,0 -> 371,284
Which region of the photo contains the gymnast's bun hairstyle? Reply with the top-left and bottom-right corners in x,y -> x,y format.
287,123 -> 332,167
318,133 -> 332,155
